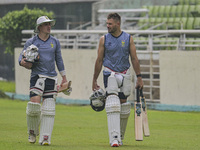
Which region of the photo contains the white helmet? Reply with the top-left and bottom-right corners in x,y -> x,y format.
23,44 -> 39,63
34,16 -> 55,33
89,88 -> 106,112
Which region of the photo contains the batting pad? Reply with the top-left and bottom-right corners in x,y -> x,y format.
105,95 -> 121,145
106,72 -> 118,95
26,102 -> 41,136
120,74 -> 131,97
39,98 -> 55,145
120,102 -> 131,140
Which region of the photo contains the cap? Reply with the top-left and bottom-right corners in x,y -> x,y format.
34,16 -> 55,33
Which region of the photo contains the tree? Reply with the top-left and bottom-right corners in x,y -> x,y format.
0,6 -> 54,54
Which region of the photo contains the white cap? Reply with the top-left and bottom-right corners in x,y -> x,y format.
34,16 -> 55,33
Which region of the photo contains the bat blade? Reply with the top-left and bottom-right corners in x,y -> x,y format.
140,90 -> 150,137
142,109 -> 150,137
58,81 -> 71,92
134,89 -> 143,141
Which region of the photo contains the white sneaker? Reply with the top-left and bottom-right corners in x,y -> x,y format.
111,140 -> 119,147
39,135 -> 50,146
40,141 -> 50,146
28,134 -> 36,144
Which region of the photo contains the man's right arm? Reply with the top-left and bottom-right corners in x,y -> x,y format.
92,36 -> 105,91
20,58 -> 33,69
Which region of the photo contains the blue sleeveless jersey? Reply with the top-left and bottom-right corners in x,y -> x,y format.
103,31 -> 131,72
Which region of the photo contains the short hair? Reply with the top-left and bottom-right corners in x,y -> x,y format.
107,13 -> 121,24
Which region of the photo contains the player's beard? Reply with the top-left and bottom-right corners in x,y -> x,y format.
108,25 -> 117,33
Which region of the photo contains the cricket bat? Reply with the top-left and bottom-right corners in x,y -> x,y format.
140,89 -> 150,137
134,88 -> 143,141
57,81 -> 72,95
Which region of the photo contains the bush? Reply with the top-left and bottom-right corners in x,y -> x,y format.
0,6 -> 54,54
0,90 -> 10,98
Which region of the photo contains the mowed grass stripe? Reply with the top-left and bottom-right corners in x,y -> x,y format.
0,98 -> 199,150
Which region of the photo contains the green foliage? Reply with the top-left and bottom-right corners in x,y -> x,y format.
0,6 -> 54,54
0,90 -> 10,98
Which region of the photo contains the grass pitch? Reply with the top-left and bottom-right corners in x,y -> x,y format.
0,81 -> 15,93
0,98 -> 200,150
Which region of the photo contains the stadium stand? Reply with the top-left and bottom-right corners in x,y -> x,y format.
130,1 -> 200,52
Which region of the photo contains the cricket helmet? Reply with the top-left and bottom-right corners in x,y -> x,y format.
34,16 -> 55,33
90,88 -> 106,112
23,44 -> 39,63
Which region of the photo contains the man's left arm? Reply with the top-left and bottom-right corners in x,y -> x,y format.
129,36 -> 143,89
54,39 -> 68,86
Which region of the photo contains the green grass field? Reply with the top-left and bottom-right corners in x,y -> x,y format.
0,81 -> 15,93
0,98 -> 200,150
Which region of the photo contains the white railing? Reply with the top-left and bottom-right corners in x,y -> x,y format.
22,29 -> 200,51
136,51 -> 160,102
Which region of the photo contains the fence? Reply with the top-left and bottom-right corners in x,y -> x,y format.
22,29 -> 200,50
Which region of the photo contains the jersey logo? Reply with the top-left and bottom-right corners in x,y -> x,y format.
39,82 -> 43,86
122,40 -> 125,47
51,43 -> 54,48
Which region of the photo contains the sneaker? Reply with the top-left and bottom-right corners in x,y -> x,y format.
111,140 -> 119,147
40,141 -> 50,146
39,135 -> 50,146
28,134 -> 36,144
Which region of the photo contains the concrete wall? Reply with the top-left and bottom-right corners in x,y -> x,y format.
160,51 -> 200,106
15,48 -> 135,101
15,48 -> 200,107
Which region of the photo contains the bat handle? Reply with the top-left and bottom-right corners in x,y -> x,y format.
136,88 -> 140,102
140,89 -> 144,98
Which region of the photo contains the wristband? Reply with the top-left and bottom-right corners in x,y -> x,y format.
136,74 -> 142,78
60,70 -> 66,77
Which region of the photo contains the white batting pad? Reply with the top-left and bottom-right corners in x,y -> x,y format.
120,102 -> 131,140
26,102 -> 41,136
115,73 -> 123,87
120,74 -> 131,97
106,72 -> 118,95
105,95 -> 121,145
39,98 -> 55,145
